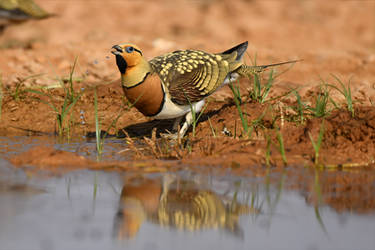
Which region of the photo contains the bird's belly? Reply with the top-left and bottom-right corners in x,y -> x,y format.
152,96 -> 191,119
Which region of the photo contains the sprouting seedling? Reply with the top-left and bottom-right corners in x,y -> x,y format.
26,87 -> 84,137
276,129 -> 287,165
306,83 -> 331,118
66,56 -> 79,103
11,73 -> 45,101
293,90 -> 307,123
94,88 -> 103,158
327,74 -> 355,117
249,70 -> 275,104
93,90 -> 130,158
229,81 -> 249,137
308,120 -> 325,166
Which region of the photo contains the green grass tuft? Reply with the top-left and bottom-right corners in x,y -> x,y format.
307,84 -> 331,118
229,81 -> 249,137
94,88 -> 103,157
308,120 -> 325,166
25,59 -> 84,137
276,129 -> 287,165
293,90 -> 307,123
327,74 -> 355,117
249,70 -> 275,104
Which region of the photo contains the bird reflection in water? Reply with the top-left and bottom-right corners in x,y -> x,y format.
113,175 -> 259,239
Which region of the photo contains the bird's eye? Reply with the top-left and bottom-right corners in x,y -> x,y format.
125,46 -> 134,53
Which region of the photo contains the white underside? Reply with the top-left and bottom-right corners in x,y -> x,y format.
152,96 -> 192,120
151,72 -> 239,137
153,72 -> 239,120
223,72 -> 240,85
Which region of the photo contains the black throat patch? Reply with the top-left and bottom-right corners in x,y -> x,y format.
115,54 -> 127,74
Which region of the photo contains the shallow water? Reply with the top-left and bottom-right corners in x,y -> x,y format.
0,136 -> 375,250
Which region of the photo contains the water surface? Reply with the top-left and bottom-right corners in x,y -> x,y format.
0,136 -> 374,250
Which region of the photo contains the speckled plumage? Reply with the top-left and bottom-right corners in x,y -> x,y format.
149,49 -> 241,105
111,41 -> 298,138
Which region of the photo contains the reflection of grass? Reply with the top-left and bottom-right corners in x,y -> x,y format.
265,169 -> 286,228
313,169 -> 328,234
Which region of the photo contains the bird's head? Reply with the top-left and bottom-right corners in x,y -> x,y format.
111,43 -> 144,74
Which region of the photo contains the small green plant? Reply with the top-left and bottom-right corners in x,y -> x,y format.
27,87 -> 84,137
65,57 -> 79,103
10,73 -> 44,101
25,59 -> 85,137
229,81 -> 249,136
249,70 -> 275,104
94,88 -> 103,157
276,129 -> 287,165
327,74 -> 354,117
308,120 -> 325,166
293,90 -> 307,123
306,84 -> 331,118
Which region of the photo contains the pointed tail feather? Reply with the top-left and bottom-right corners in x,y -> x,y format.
237,59 -> 302,77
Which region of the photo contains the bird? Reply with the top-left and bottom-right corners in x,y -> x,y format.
111,41 -> 298,138
0,0 -> 51,33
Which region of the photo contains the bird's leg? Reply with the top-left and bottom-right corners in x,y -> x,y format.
172,116 -> 183,132
179,111 -> 193,138
178,100 -> 205,138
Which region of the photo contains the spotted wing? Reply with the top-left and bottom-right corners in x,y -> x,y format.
150,49 -> 239,105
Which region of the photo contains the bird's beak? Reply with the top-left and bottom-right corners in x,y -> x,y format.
111,45 -> 123,55
112,45 -> 127,74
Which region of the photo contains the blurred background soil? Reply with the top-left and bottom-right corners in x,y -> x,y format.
1,0 -> 374,97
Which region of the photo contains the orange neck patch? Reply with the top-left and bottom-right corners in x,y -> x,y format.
123,73 -> 164,117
